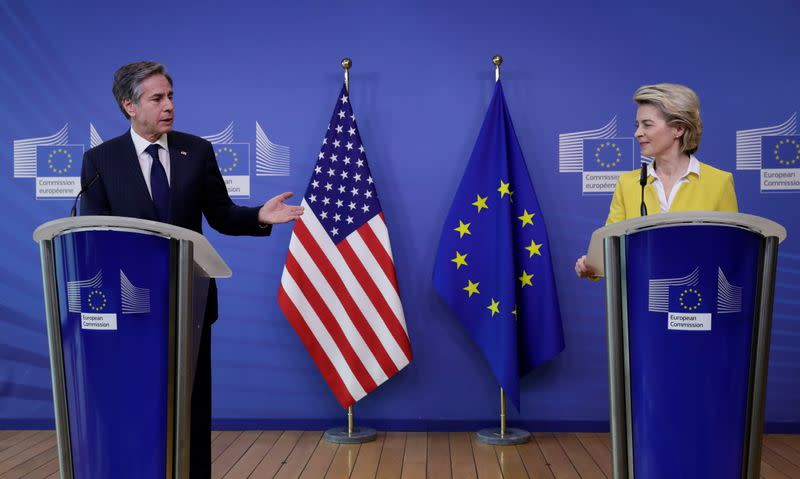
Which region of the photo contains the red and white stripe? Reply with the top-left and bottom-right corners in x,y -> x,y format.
278,200 -> 412,407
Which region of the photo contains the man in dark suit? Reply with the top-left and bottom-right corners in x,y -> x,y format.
80,61 -> 302,478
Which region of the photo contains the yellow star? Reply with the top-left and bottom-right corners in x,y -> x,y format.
525,240 -> 543,257
454,220 -> 471,238
463,280 -> 480,297
517,210 -> 535,228
518,270 -> 534,288
511,306 -> 518,319
487,298 -> 500,317
472,195 -> 489,213
497,180 -> 513,199
451,251 -> 468,269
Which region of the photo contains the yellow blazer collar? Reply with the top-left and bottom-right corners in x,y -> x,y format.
647,155 -> 702,184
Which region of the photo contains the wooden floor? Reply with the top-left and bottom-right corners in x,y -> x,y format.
1,430 -> 799,478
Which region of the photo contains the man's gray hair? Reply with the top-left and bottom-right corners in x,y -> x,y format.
112,61 -> 173,119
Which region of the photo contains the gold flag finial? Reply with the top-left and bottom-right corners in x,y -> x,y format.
493,55 -> 503,82
341,57 -> 352,92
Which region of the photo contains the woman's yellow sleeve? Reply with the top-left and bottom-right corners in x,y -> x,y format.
605,176 -> 627,225
719,172 -> 739,213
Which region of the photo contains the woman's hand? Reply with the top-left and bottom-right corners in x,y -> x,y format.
575,255 -> 598,279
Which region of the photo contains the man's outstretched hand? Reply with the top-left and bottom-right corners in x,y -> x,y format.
259,192 -> 304,225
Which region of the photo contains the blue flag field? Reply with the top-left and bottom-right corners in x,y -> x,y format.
433,81 -> 565,407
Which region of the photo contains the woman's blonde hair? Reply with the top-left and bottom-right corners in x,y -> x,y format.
634,83 -> 702,155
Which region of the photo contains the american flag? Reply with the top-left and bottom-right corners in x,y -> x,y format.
278,85 -> 413,408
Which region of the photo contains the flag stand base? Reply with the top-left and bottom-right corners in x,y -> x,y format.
476,427 -> 530,446
324,426 -> 377,444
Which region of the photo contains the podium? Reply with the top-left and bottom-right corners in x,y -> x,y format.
586,212 -> 787,479
34,216 -> 232,479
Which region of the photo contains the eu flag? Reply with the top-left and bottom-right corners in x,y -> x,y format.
761,135 -> 800,169
668,284 -> 711,314
582,138 -> 634,172
433,81 -> 564,407
36,145 -> 83,177
81,287 -> 115,313
214,143 -> 250,175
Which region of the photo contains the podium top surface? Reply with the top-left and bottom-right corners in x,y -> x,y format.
585,211 -> 787,277
33,216 -> 232,278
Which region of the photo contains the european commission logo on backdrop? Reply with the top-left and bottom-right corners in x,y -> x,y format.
12,122 -> 291,200
558,116 -> 636,194
200,122 -> 291,198
736,112 -> 800,192
648,267 -> 742,331
12,124 -> 82,198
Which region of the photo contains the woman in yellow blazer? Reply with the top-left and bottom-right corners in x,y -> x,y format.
575,83 -> 738,278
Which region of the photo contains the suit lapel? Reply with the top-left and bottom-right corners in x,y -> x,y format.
121,131 -> 159,220
167,135 -> 187,224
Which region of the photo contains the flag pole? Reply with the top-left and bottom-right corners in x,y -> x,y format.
500,387 -> 507,436
475,54 -> 532,447
496,56 -> 507,440
322,56 -> 377,446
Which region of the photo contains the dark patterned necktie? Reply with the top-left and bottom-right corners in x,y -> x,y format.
146,143 -> 170,222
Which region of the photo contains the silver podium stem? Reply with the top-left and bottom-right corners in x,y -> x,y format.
174,239 -> 194,479
604,236 -> 629,479
39,240 -> 74,479
744,237 -> 779,479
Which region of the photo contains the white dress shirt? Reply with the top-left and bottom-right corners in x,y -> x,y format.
130,128 -> 171,198
648,154 -> 701,213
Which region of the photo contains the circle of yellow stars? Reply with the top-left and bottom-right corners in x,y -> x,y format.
773,138 -> 799,166
47,148 -> 73,175
450,178 -> 546,321
87,290 -> 108,312
595,142 -> 622,169
679,288 -> 702,311
216,147 -> 239,173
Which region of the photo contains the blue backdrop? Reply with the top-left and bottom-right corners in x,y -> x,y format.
1,0 -> 798,431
